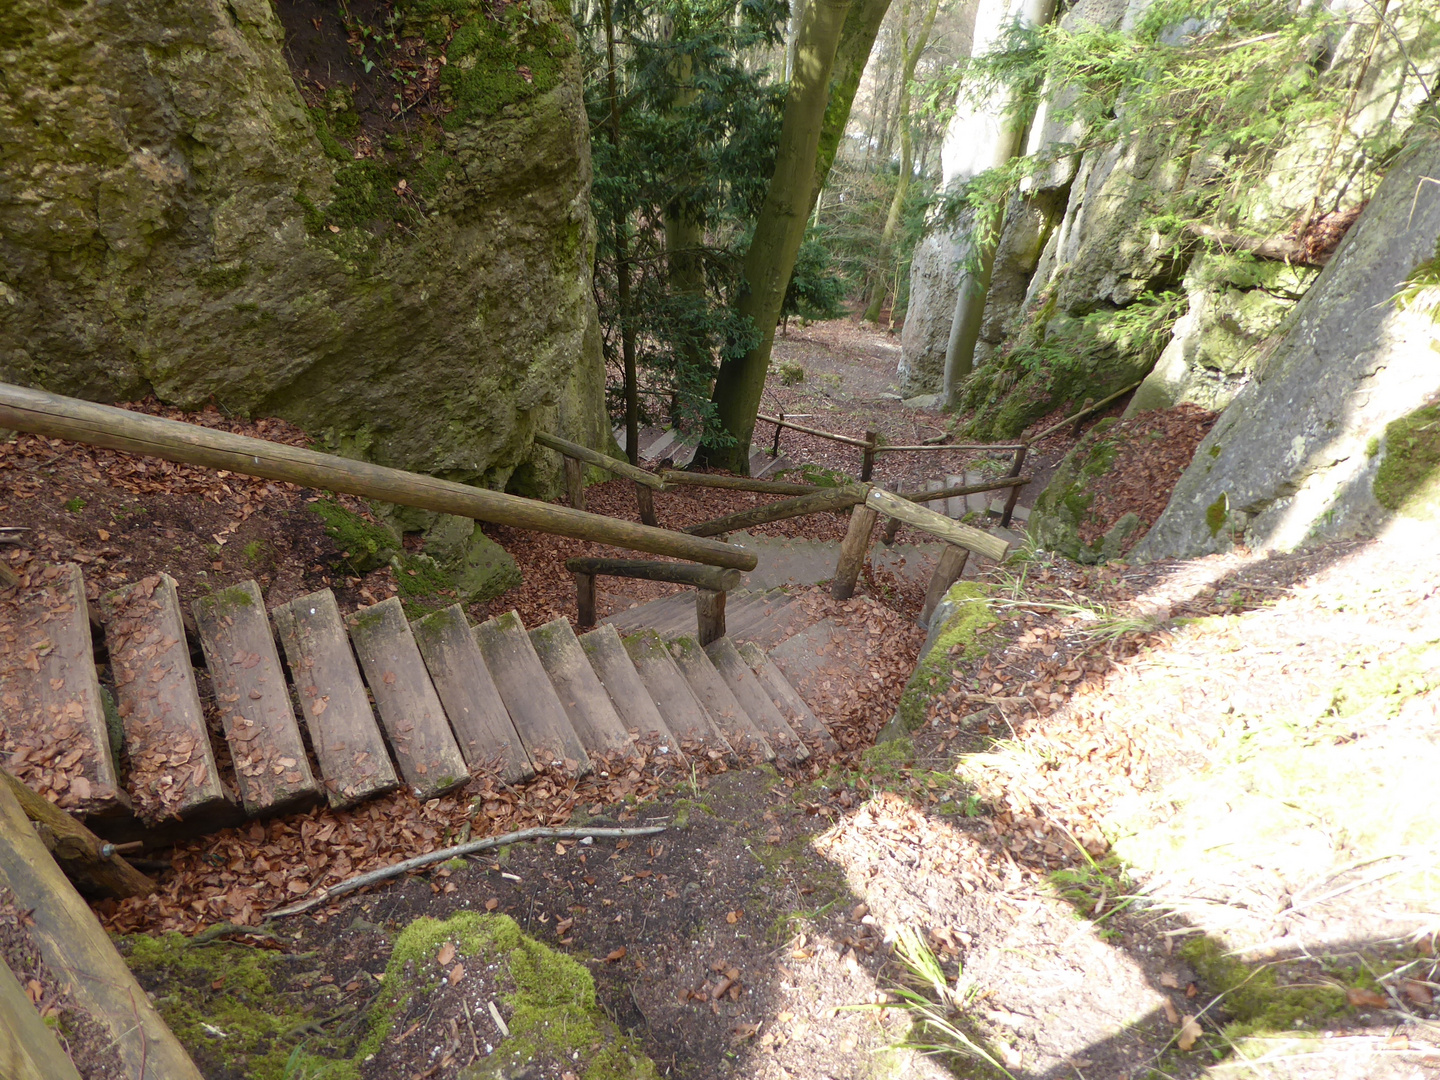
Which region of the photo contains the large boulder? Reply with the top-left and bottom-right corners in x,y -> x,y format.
0,0 -> 606,492
1134,135 -> 1440,558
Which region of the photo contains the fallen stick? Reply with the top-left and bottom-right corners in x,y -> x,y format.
267,825 -> 667,917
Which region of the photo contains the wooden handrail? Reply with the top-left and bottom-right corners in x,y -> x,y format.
563,558 -> 742,592
1028,380 -> 1143,444
659,471 -> 821,496
756,412 -> 874,449
0,382 -> 756,571
872,441 -> 1026,453
533,431 -> 665,490
902,475 -> 1030,503
684,485 -> 867,537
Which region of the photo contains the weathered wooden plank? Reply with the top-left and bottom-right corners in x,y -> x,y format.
704,638 -> 808,764
668,636 -> 773,763
0,953 -> 85,1080
684,485 -> 866,538
0,778 -> 204,1080
412,605 -> 533,783
345,599 -> 469,799
271,590 -> 399,809
474,612 -> 591,774
0,562 -> 128,817
529,619 -> 635,758
97,574 -> 232,825
578,624 -> 677,753
193,581 -> 320,816
736,640 -> 839,754
622,631 -> 731,757
921,546 -> 970,627
865,486 -> 1010,562
831,505 -> 879,601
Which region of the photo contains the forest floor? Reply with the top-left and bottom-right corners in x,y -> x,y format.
0,318 -> 1436,1080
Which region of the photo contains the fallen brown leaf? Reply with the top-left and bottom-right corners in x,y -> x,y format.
1347,987 -> 1389,1009
437,941 -> 455,967
605,946 -> 627,963
1177,1015 -> 1202,1051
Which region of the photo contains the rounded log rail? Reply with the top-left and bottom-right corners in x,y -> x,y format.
532,431 -> 664,489
683,484 -> 867,537
565,558 -> 741,642
0,383 -> 756,571
659,470 -> 821,496
563,558 -> 743,592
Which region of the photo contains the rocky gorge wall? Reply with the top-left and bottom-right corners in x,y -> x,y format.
904,0 -> 1440,556
0,0 -> 606,494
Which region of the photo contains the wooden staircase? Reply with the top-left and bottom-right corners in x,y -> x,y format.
0,565 -> 832,839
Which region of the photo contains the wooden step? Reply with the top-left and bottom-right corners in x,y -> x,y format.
605,590 -> 693,636
622,631 -> 731,757
345,598 -> 469,800
667,636 -> 773,763
578,624 -> 677,754
0,563 -> 128,817
97,574 -> 234,826
529,618 -> 635,759
704,637 -> 808,764
271,590 -> 399,809
736,640 -> 839,754
192,581 -> 320,817
474,612 -> 590,774
412,605 -> 533,784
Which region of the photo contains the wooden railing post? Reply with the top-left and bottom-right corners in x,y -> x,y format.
564,457 -> 586,512
920,547 -> 969,626
696,590 -> 726,645
634,483 -> 657,527
772,411 -> 783,457
574,572 -> 596,627
881,482 -> 903,544
861,430 -> 877,481
1000,443 -> 1029,528
831,504 -> 879,600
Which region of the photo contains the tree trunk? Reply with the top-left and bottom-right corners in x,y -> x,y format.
863,0 -> 939,324
808,0 -> 894,215
707,0 -> 856,472
602,0 -> 640,464
939,0 -> 1058,407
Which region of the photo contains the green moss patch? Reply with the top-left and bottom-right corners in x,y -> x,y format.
119,933 -> 355,1080
892,583 -> 998,733
309,500 -> 402,574
1373,403 -> 1440,519
1179,938 -> 1348,1042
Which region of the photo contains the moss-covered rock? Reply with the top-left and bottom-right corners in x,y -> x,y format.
1027,418 -> 1127,563
959,293 -> 1182,441
422,514 -> 523,603
310,500 -> 403,574
1373,402 -> 1440,519
885,583 -> 997,735
0,0 -> 606,494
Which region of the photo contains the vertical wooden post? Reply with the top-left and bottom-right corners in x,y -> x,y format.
920,546 -> 969,626
574,572 -> 596,627
831,504 -> 879,600
772,412 -> 783,457
1000,443 -> 1028,528
696,589 -> 726,645
861,430 -> 877,481
880,482 -> 902,544
634,482 -> 657,527
1071,398 -> 1095,438
564,456 -> 586,512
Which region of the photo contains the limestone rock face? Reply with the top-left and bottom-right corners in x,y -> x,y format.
1134,136 -> 1440,559
899,223 -> 969,396
0,0 -> 606,492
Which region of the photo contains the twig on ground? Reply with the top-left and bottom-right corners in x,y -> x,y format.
267,825 -> 667,917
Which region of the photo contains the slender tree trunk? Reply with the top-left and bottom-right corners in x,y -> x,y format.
602,0 -> 640,463
863,0 -> 939,323
940,0 -> 1058,407
706,0 -> 855,472
663,43 -> 707,428
808,0 -> 894,215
